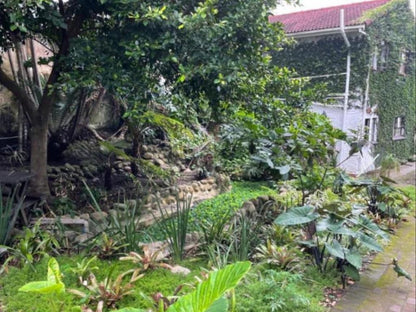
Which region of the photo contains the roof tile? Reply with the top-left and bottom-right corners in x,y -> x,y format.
269,0 -> 391,33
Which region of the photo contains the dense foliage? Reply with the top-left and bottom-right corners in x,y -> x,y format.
272,0 -> 415,164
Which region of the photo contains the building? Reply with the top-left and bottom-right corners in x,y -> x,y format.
270,0 -> 415,174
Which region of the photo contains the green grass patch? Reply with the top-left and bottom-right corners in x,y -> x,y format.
235,265 -> 339,312
145,181 -> 276,241
399,185 -> 416,204
189,181 -> 276,228
0,255 -> 207,311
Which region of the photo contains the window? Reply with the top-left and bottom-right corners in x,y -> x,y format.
379,41 -> 389,70
371,41 -> 389,71
393,116 -> 406,140
364,117 -> 378,143
371,48 -> 378,71
398,49 -> 408,75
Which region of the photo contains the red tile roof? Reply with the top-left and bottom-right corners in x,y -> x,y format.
269,0 -> 391,34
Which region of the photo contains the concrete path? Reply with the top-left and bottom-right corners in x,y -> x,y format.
332,162 -> 415,312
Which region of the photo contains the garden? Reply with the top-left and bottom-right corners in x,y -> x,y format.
0,0 -> 415,311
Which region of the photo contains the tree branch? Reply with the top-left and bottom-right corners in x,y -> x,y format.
0,67 -> 36,120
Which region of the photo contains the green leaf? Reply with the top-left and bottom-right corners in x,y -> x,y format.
274,206 -> 319,226
317,218 -> 356,237
167,261 -> 251,312
205,297 -> 228,312
344,264 -> 360,281
345,249 -> 362,269
18,281 -> 63,294
18,257 -> 64,294
47,257 -> 62,285
276,165 -> 290,175
114,308 -> 145,312
325,240 -> 345,259
357,233 -> 383,252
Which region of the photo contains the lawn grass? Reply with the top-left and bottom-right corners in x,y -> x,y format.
0,255 -> 207,311
398,185 -> 416,204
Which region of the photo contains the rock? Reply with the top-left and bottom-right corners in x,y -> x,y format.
88,165 -> 99,175
166,196 -> 176,204
143,152 -> 153,160
169,265 -> 191,275
64,230 -> 78,241
192,182 -> 200,192
258,195 -> 271,205
79,213 -> 90,221
91,211 -> 108,222
65,163 -> 75,172
250,198 -> 259,208
206,176 -> 216,184
153,158 -> 166,167
74,233 -> 91,244
240,201 -> 257,218
113,203 -> 128,210
146,194 -> 156,204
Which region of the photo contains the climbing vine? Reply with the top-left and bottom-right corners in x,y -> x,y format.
365,0 -> 415,160
273,37 -> 369,96
272,0 -> 415,161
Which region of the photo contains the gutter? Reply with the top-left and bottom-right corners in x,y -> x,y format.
287,25 -> 365,39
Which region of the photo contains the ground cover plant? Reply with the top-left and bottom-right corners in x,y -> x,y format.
1,174 -> 414,311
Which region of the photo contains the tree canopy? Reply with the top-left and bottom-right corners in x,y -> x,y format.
0,0 -> 342,196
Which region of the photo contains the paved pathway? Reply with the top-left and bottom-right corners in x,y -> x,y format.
332,162 -> 415,312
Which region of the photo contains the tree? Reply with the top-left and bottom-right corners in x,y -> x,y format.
0,0 -> 319,197
0,0 -> 110,196
0,0 -> 172,196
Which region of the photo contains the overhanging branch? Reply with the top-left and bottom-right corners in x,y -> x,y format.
0,67 -> 36,120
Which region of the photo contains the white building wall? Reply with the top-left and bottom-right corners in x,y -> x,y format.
311,103 -> 376,174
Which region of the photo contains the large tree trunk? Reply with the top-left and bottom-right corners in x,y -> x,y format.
30,118 -> 50,197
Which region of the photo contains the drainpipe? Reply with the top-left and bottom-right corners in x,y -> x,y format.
340,9 -> 351,166
340,9 -> 351,133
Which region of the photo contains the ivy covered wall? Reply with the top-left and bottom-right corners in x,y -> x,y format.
272,0 -> 415,161
365,0 -> 415,160
272,36 -> 369,97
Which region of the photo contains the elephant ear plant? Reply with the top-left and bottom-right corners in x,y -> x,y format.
116,261 -> 251,312
18,257 -> 65,310
275,204 -> 389,288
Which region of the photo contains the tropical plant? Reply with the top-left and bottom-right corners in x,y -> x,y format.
19,257 -> 65,294
254,240 -> 301,271
18,257 -> 65,311
115,261 -> 251,312
119,246 -> 171,272
154,193 -> 192,262
0,184 -> 25,246
380,153 -> 401,178
1,221 -> 60,273
90,232 -> 127,260
84,180 -> 144,253
274,204 -> 389,287
69,267 -> 143,310
70,256 -> 99,284
236,270 -> 313,312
